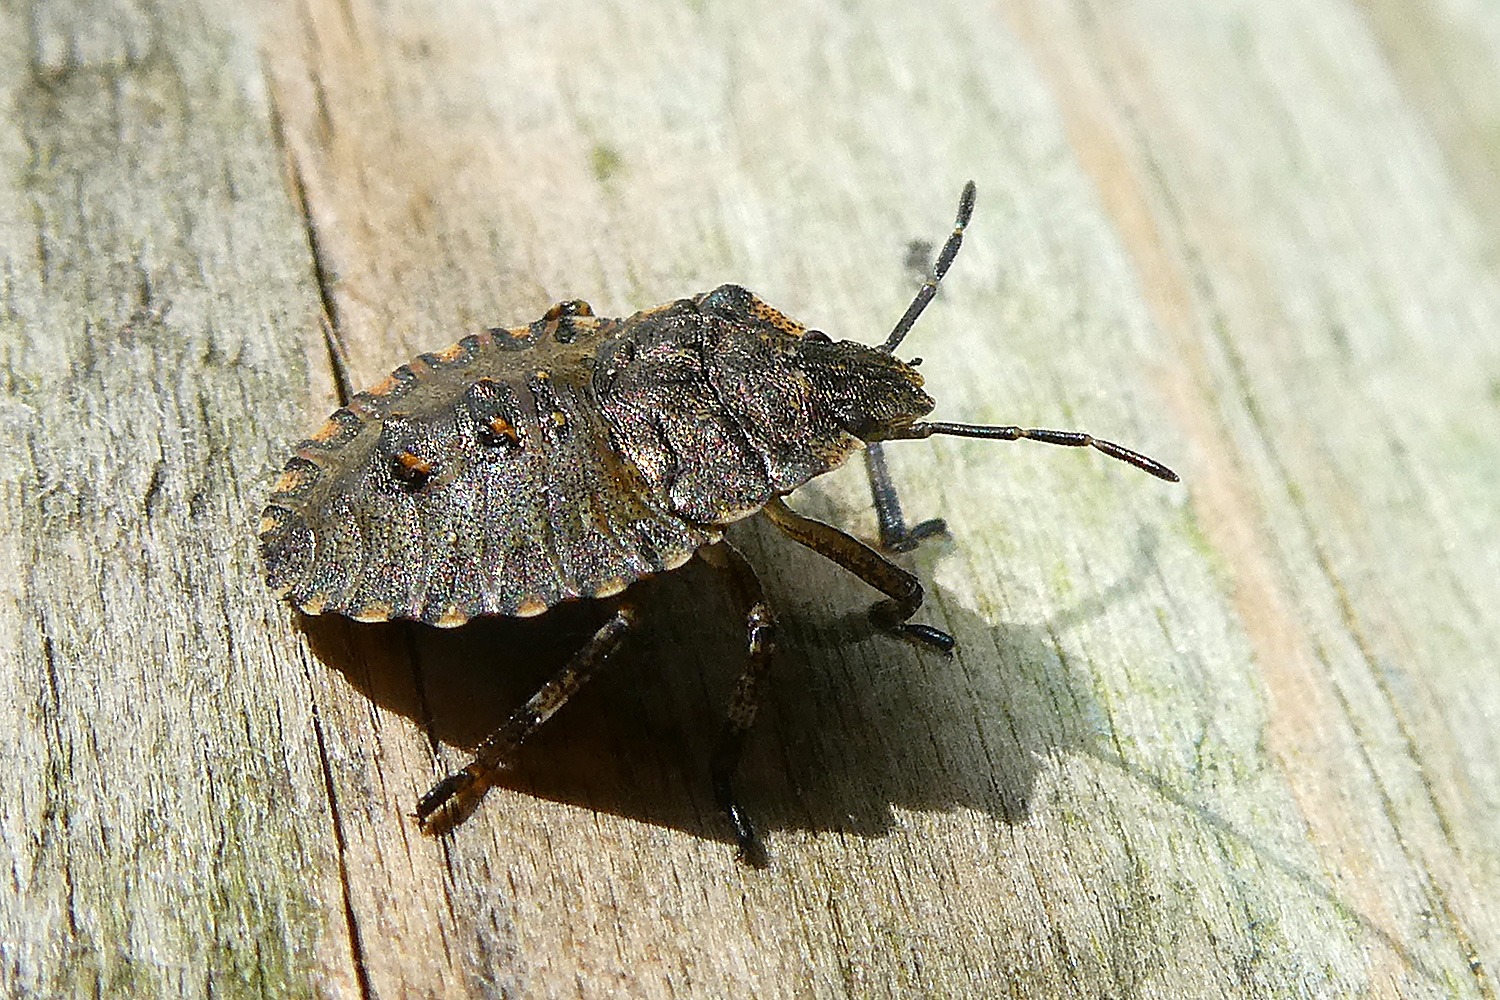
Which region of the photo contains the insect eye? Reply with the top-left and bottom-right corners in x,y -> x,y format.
804,330 -> 831,343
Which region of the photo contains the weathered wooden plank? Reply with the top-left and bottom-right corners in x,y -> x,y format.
0,2 -> 363,998
3,0 -> 1498,997
1005,1 -> 1500,990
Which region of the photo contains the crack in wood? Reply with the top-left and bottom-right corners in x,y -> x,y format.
265,74 -> 352,408
307,691 -> 375,1000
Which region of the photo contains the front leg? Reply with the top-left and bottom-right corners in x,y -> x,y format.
760,496 -> 954,653
863,442 -> 947,553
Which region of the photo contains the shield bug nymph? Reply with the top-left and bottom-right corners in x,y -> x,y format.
259,181 -> 1178,866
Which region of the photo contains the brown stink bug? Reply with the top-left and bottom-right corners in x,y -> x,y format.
259,182 -> 1177,866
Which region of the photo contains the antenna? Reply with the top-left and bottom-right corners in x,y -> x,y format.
876,182 -> 1178,483
880,180 -> 976,353
889,421 -> 1180,482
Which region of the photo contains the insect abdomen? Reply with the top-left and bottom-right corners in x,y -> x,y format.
261,322 -> 714,626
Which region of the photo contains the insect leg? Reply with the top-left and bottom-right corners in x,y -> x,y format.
700,541 -> 777,868
416,604 -> 638,835
862,442 -> 947,552
760,497 -> 955,652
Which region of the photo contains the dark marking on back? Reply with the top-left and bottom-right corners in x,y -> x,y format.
465,378 -> 524,451
378,417 -> 434,489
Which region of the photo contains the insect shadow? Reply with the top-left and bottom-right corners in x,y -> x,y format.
300,518 -> 1163,852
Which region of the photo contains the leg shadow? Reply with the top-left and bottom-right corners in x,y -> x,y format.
300,519 -> 1164,853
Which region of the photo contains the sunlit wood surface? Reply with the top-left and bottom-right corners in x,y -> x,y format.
2,0 -> 1498,996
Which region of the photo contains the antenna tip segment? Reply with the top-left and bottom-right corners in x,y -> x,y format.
958,181 -> 977,225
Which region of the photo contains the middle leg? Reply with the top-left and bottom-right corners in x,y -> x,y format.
699,540 -> 777,868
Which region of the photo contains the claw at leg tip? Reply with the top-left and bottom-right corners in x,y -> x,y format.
737,837 -> 771,869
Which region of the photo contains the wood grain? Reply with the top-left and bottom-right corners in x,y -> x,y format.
2,0 -> 1498,996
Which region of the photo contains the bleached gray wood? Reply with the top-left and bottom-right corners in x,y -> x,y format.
0,3 -> 361,997
2,0 -> 1498,997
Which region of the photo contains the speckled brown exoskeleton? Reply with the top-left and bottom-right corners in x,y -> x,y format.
259,182 -> 1178,866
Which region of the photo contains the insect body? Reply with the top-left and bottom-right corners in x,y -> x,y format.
259,182 -> 1177,865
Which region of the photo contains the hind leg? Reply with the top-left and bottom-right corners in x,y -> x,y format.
416,604 -> 638,834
